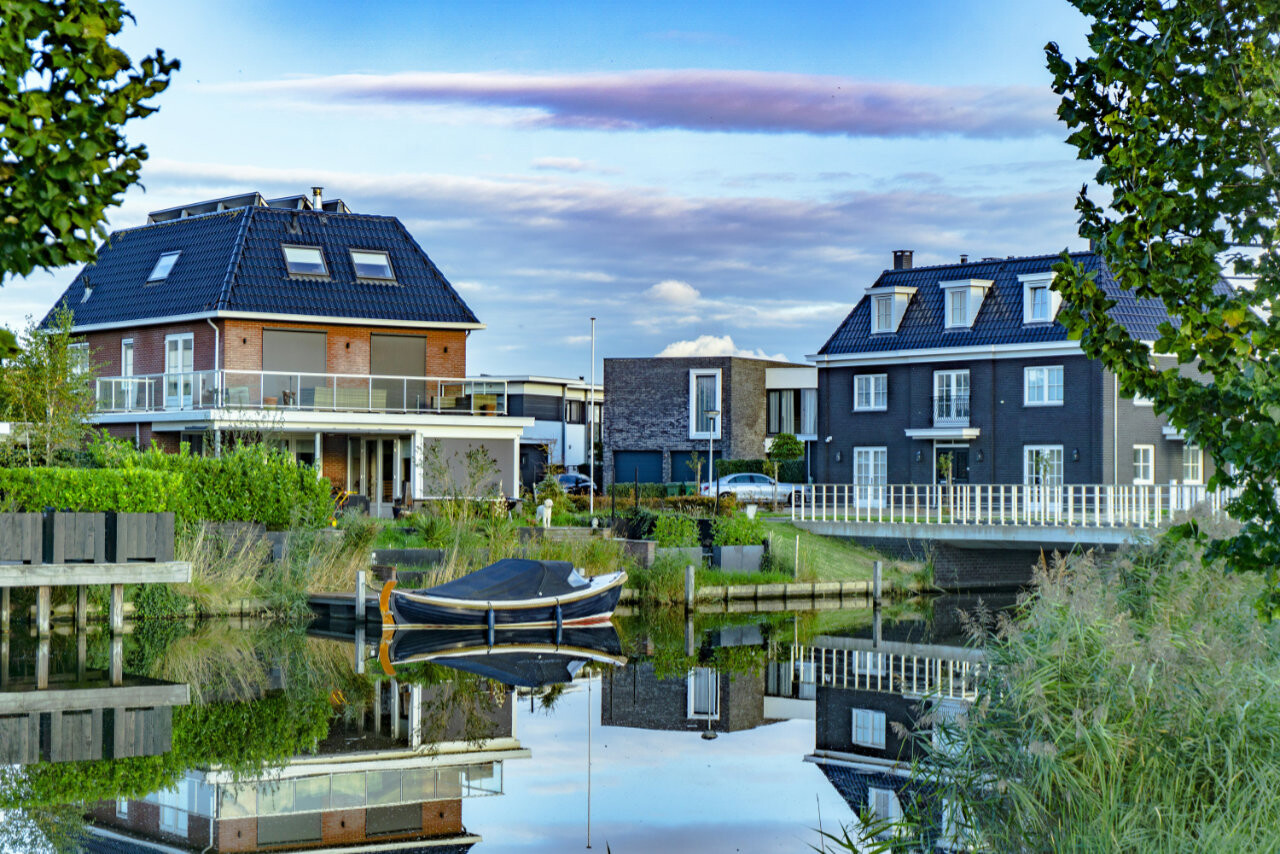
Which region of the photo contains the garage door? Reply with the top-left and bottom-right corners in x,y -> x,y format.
669,450 -> 720,483
613,450 -> 663,484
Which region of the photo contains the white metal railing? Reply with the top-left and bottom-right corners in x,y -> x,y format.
791,482 -> 1237,529
95,370 -> 508,416
778,645 -> 981,701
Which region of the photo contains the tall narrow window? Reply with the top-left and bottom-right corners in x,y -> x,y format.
872,295 -> 893,333
800,388 -> 817,436
164,333 -> 194,409
933,370 -> 970,423
947,288 -> 967,327
1023,445 -> 1064,486
767,389 -> 796,434
68,342 -> 89,375
1183,445 -> 1203,484
689,370 -> 721,438
1133,445 -> 1154,484
687,667 -> 719,719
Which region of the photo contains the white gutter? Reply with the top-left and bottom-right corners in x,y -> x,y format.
71,311 -> 485,334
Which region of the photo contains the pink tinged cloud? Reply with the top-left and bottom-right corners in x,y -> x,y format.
234,70 -> 1058,139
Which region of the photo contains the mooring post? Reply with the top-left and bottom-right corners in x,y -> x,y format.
76,585 -> 88,631
872,560 -> 883,604
354,623 -> 366,675
390,678 -> 402,739
685,616 -> 696,657
0,635 -> 9,689
1,588 -> 9,634
37,637 -> 50,690
684,564 -> 695,610
109,634 -> 123,686
355,569 -> 367,624
873,606 -> 883,648
109,584 -> 124,634
77,631 -> 88,682
36,586 -> 51,636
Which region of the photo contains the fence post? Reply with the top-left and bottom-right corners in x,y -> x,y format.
873,560 -> 883,604
684,564 -> 696,610
356,569 -> 367,624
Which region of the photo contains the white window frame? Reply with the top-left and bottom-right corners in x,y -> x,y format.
1132,393 -> 1154,407
1183,445 -> 1203,484
350,248 -> 396,281
851,707 -> 887,749
688,369 -> 722,440
147,251 -> 181,282
1023,445 -> 1064,486
933,369 -> 970,423
853,374 -> 887,411
1133,444 -> 1154,485
1019,272 -> 1061,324
686,667 -> 720,720
281,244 -> 329,277
164,333 -> 195,409
68,342 -> 89,375
853,447 -> 887,508
868,786 -> 903,824
116,798 -> 129,819
158,783 -> 189,835
1023,365 -> 1064,407
872,295 -> 893,333
946,287 -> 968,328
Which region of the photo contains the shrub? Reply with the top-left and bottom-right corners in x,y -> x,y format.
712,513 -> 765,546
716,458 -> 766,476
653,514 -> 699,547
0,467 -> 183,513
607,482 -> 666,499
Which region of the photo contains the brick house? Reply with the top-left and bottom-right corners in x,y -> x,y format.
810,250 -> 1219,491
49,190 -> 532,512
602,356 -> 817,486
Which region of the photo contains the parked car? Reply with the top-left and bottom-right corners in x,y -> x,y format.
556,472 -> 597,495
700,473 -> 797,502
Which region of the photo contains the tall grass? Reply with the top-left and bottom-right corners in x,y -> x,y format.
869,530 -> 1280,853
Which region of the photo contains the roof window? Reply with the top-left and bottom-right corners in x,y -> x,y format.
350,249 -> 395,281
1019,273 -> 1061,324
282,245 -> 328,277
148,251 -> 181,282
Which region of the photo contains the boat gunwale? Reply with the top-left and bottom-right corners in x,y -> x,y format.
390,642 -> 628,668
392,570 -> 627,611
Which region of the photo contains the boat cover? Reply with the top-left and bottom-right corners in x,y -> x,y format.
422,558 -> 591,601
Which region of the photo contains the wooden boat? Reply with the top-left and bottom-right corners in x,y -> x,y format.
378,624 -> 626,686
380,558 -> 626,630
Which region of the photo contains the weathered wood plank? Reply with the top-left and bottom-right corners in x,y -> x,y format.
0,513 -> 43,564
0,562 -> 192,587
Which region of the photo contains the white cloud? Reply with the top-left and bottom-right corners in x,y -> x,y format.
645,279 -> 700,304
657,334 -> 789,362
531,157 -> 620,175
510,267 -> 617,283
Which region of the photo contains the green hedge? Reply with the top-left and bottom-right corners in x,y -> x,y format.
0,468 -> 183,513
717,458 -> 805,483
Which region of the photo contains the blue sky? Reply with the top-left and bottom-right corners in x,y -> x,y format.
3,0 -> 1096,377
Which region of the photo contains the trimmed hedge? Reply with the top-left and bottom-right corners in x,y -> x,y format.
0,468 -> 183,513
717,457 -> 806,484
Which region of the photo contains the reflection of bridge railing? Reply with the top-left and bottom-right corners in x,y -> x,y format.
792,483 -> 1236,528
771,644 -> 982,702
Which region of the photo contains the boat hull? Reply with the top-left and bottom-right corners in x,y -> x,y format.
389,571 -> 625,629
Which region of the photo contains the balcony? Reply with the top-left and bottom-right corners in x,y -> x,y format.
95,370 -> 508,416
932,393 -> 970,427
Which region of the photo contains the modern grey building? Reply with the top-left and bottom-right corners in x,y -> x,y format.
809,251 -> 1215,488
602,356 -> 817,486
478,375 -> 603,488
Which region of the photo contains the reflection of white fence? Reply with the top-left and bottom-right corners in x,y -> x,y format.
792,483 -> 1235,529
779,644 -> 981,702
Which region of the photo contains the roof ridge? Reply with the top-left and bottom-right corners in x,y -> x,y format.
217,208 -> 254,311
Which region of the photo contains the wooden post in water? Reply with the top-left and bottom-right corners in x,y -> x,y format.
36,586 -> 51,636
36,637 -> 50,690
77,632 -> 88,682
109,634 -> 123,686
1,588 -> 9,634
684,564 -> 695,610
109,584 -> 124,634
685,616 -> 696,658
0,635 -> 8,689
76,585 -> 88,631
872,560 -> 883,604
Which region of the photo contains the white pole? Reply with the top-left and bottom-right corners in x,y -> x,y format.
589,316 -> 596,516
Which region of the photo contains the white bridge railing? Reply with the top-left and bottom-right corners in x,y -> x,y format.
791,483 -> 1235,529
777,644 -> 982,702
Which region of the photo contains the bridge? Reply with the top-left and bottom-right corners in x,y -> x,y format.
789,483 -> 1235,587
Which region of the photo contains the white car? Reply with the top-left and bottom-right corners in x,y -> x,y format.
700,473 -> 797,502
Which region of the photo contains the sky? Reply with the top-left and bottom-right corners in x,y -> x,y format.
2,0 -> 1097,378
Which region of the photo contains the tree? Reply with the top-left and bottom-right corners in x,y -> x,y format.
767,432 -> 804,504
1046,0 -> 1280,617
1,0 -> 178,280
1,306 -> 96,465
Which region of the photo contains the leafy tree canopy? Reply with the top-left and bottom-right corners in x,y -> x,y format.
767,432 -> 804,462
1047,0 -> 1280,617
1,0 -> 178,280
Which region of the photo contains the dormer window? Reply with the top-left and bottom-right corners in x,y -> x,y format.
939,278 -> 992,329
148,251 -> 181,282
868,286 -> 916,334
1019,272 -> 1061,324
351,249 -> 395,281
282,245 -> 328,277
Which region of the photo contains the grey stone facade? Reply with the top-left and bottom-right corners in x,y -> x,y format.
600,660 -> 772,734
603,356 -> 798,485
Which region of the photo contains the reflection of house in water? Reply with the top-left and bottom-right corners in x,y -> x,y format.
87,678 -> 529,852
0,634 -> 189,766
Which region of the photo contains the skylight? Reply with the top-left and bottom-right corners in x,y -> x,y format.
282,245 -> 328,276
350,249 -> 395,281
148,251 -> 181,282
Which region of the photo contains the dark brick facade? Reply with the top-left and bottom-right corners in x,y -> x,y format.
600,660 -> 772,734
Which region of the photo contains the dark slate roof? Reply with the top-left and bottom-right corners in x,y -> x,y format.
816,252 -> 1200,357
48,205 -> 479,328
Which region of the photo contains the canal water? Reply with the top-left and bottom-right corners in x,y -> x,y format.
0,593 -> 1012,853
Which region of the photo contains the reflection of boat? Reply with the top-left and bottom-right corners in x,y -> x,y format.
382,558 -> 627,629
380,624 -> 627,687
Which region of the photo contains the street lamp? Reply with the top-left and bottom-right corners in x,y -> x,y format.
705,409 -> 720,497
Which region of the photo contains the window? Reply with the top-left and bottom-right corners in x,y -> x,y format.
1029,286 -> 1050,321
872,295 -> 893,333
853,447 -> 887,486
351,249 -> 395,281
164,333 -> 194,408
768,389 -> 796,434
120,339 -> 134,376
947,288 -> 968,327
933,370 -> 970,423
282,245 -> 328,276
1024,365 -> 1064,406
1020,272 -> 1061,324
852,708 -> 887,748
565,399 -> 584,424
1023,445 -> 1064,486
148,251 -> 181,282
689,369 -> 721,438
1133,445 -> 1154,484
68,342 -> 89,375
1183,445 -> 1203,484
853,374 -> 888,411
868,787 -> 903,823
116,799 -> 128,819
158,783 -> 189,835
687,667 -> 719,719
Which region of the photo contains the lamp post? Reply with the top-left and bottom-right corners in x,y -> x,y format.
589,317 -> 596,516
705,409 -> 720,497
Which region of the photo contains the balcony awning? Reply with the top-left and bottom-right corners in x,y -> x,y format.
904,427 -> 981,440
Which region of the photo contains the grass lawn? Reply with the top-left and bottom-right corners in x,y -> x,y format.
759,516 -> 925,587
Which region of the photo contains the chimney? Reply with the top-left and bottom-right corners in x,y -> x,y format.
892,249 -> 913,271
959,254 -> 968,264
311,186 -> 323,210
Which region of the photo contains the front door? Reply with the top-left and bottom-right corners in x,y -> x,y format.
164,335 -> 193,409
1023,445 -> 1064,512
852,446 -> 887,507
935,446 -> 970,484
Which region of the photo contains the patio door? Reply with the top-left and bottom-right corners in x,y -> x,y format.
165,334 -> 193,409
853,446 -> 887,507
1023,445 -> 1063,512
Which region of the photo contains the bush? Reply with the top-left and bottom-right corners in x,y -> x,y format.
718,457 -> 805,483
607,481 -> 666,499
0,467 -> 183,513
716,458 -> 766,476
653,514 -> 699,548
712,513 -> 765,546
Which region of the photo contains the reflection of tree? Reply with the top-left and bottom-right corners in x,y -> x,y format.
0,799 -> 87,854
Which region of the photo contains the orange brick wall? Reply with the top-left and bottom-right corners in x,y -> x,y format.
322,434 -> 349,488
221,319 -> 467,377
85,321 -> 219,376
